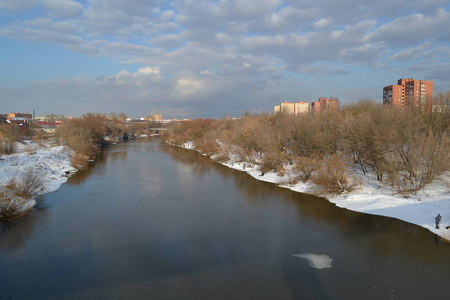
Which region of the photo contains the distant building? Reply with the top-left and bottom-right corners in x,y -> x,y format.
6,112 -> 32,121
310,97 -> 339,115
1,112 -> 32,135
274,101 -> 309,115
151,114 -> 163,123
33,121 -> 61,133
383,78 -> 433,111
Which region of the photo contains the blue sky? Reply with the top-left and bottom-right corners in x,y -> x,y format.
1,0 -> 449,118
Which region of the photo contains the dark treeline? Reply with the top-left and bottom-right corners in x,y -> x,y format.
163,93 -> 450,197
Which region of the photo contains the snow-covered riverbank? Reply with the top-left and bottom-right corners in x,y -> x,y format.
0,141 -> 77,211
181,141 -> 450,242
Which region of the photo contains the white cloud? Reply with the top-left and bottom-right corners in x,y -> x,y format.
369,8 -> 450,47
44,0 -> 83,19
312,18 -> 332,30
0,0 -> 39,12
175,77 -> 206,97
136,66 -> 160,75
388,43 -> 432,61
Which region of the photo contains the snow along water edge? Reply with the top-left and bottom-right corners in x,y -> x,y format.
181,141 -> 450,242
0,141 -> 78,213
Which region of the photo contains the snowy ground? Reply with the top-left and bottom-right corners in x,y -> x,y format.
0,141 -> 77,210
181,142 -> 450,242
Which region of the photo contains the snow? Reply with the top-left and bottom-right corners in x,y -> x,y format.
1,141 -> 77,212
293,253 -> 333,269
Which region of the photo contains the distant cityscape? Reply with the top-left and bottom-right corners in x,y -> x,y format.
274,77 -> 435,115
0,112 -> 191,137
0,77 -> 442,136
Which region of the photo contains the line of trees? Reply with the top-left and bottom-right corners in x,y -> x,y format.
55,112 -> 159,169
163,92 -> 450,196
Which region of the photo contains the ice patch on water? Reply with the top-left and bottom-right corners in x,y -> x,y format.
293,253 -> 333,269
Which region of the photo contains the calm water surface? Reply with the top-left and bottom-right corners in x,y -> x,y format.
1,139 -> 449,299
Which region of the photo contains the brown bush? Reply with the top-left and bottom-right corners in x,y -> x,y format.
0,193 -> 30,222
5,168 -> 45,198
212,152 -> 230,163
70,153 -> 89,170
0,124 -> 19,154
294,156 -> 321,182
259,152 -> 284,174
385,133 -> 450,195
197,139 -> 220,157
55,113 -> 109,157
311,155 -> 360,196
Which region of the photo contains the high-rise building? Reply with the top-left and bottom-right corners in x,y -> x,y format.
310,97 -> 339,115
274,101 -> 309,115
383,78 -> 433,110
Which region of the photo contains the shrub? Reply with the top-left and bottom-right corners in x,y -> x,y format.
70,153 -> 89,170
212,152 -> 230,163
196,139 -> 220,157
294,156 -> 321,182
5,168 -> 45,198
385,134 -> 450,195
0,190 -> 30,222
55,113 -> 108,157
0,169 -> 45,222
259,152 -> 284,174
311,155 -> 360,196
0,124 -> 19,154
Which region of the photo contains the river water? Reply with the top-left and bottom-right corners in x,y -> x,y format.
1,139 -> 449,299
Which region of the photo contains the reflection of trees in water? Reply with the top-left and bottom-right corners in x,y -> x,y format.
66,150 -> 106,186
108,150 -> 128,162
0,205 -> 49,253
161,143 -> 226,177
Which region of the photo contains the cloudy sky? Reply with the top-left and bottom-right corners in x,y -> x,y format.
1,0 -> 449,118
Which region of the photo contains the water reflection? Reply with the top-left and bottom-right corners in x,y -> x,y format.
0,207 -> 50,253
1,139 -> 449,299
162,141 -> 450,260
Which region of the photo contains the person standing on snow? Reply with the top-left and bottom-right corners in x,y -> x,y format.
435,214 -> 442,229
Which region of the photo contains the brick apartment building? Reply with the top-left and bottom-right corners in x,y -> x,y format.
310,97 -> 339,115
274,101 -> 309,115
383,78 -> 433,110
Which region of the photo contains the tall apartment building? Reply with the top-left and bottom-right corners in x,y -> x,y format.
310,97 -> 339,115
383,78 -> 433,110
274,101 -> 309,115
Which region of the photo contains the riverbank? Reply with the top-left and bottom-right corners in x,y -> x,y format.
0,141 -> 77,214
180,141 -> 450,242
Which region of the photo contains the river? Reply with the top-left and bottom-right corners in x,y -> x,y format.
1,138 -> 449,299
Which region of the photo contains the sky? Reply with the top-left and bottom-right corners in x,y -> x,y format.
1,0 -> 450,119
